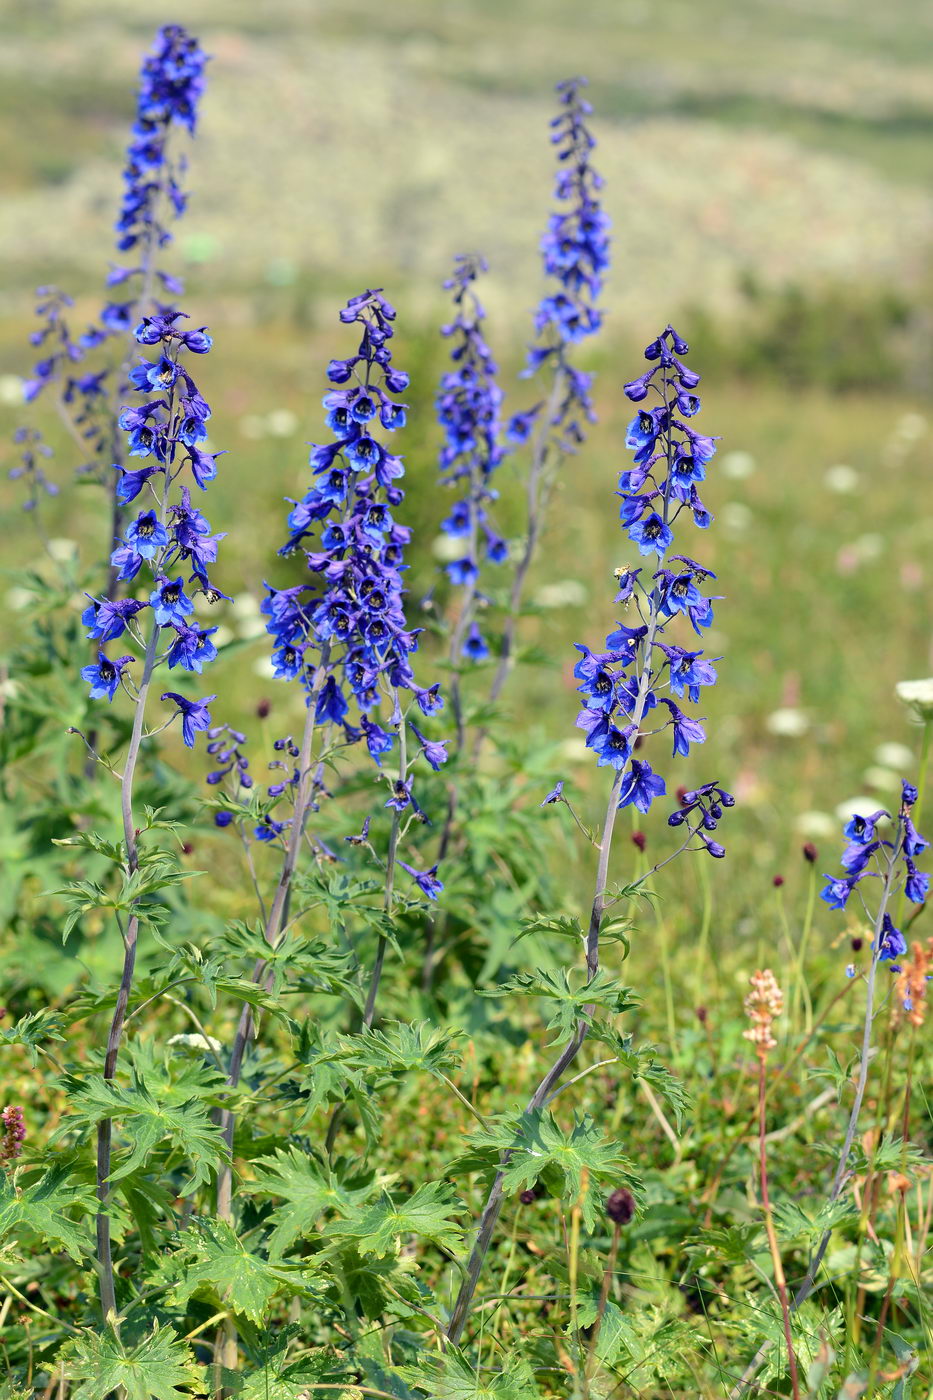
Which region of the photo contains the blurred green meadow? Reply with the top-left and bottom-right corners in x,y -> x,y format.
3,0 -> 933,982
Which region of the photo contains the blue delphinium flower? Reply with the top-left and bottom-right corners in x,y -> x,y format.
262,290 -> 446,816
81,653 -> 135,702
567,327 -> 732,849
161,692 -> 215,748
78,309 -> 227,745
820,780 -> 928,973
437,255 -> 508,668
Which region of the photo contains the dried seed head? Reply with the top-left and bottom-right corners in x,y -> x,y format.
742,968 -> 784,1056
606,1186 -> 636,1225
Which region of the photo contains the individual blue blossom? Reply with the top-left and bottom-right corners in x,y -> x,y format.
149,576 -> 195,626
462,622 -> 490,662
566,328 -> 731,847
877,914 -> 907,964
409,723 -> 449,772
161,691 -> 215,747
82,595 -> 148,643
166,624 -> 218,673
541,781 -> 565,806
436,255 -> 509,665
617,760 -> 666,814
398,861 -> 444,901
80,653 -> 134,702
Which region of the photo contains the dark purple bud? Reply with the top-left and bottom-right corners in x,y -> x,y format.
802,842 -> 818,863
606,1187 -> 636,1224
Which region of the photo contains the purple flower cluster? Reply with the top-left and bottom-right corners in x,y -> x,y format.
22,288 -> 82,404
96,25 -> 208,339
22,28 -> 206,407
0,1106 -> 25,1165
79,309 -> 225,744
509,77 -> 610,451
821,781 -> 928,970
571,327 -> 731,842
437,255 -> 508,663
262,290 -> 445,773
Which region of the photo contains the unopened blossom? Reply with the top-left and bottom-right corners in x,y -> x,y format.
0,1106 -> 25,1164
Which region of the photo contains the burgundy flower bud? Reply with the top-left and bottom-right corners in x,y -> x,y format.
631,830 -> 646,852
851,936 -> 863,952
519,1188 -> 537,1205
256,698 -> 271,719
802,842 -> 818,863
695,1005 -> 708,1023
772,874 -> 784,887
606,1187 -> 636,1225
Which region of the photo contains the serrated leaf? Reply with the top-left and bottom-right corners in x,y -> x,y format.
452,1111 -> 638,1229
60,1323 -> 201,1400
172,1219 -> 317,1324
480,968 -> 637,1042
398,1347 -> 539,1399
251,1146 -> 370,1255
60,1069 -> 226,1193
0,1157 -> 96,1263
325,1181 -> 464,1259
0,1008 -> 66,1064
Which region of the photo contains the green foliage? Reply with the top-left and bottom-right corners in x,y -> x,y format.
60,1326 -> 201,1400
454,1111 -> 638,1229
0,1157 -> 96,1263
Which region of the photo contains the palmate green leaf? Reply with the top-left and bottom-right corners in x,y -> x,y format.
452,1111 -> 638,1230
398,1347 -> 540,1400
232,1334 -> 353,1400
345,1021 -> 463,1079
61,1069 -> 226,1193
0,1156 -> 96,1263
590,1031 -> 691,1131
0,1008 -> 66,1065
59,1323 -> 202,1400
325,1181 -> 465,1259
251,1146 -> 371,1256
773,1195 -> 858,1243
171,1219 -> 320,1324
480,968 -> 637,1041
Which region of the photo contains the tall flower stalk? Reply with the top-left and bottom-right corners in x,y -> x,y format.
448,325 -> 731,1342
488,76 -> 609,710
79,308 -> 224,1322
213,290 -> 447,1231
436,254 -> 508,744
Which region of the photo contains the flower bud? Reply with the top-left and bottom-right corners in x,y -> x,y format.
606,1187 -> 636,1225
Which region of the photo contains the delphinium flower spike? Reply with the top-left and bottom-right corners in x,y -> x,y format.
15,27 -> 208,575
488,76 -> 610,709
448,325 -> 731,1344
793,778 -> 928,1309
436,254 -> 508,741
213,290 -> 446,1248
78,305 -> 227,1322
